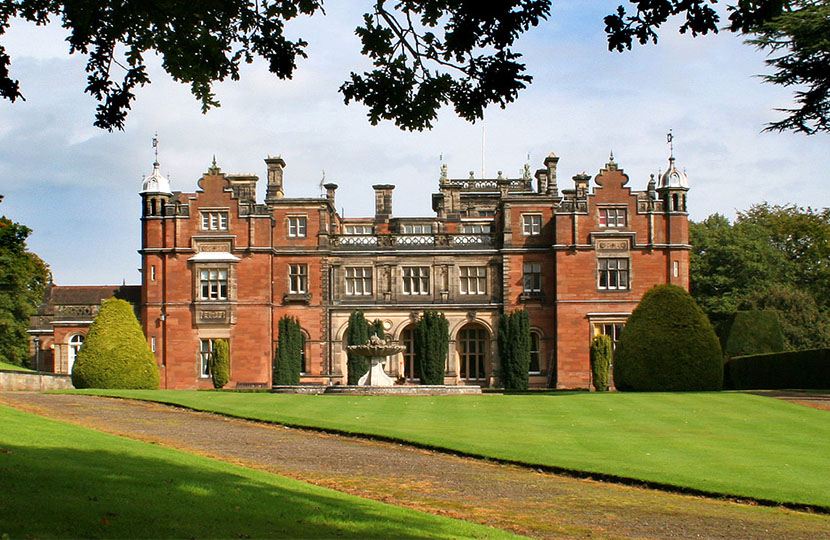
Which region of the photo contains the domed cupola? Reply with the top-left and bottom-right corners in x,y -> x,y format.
658,156 -> 689,189
656,131 -> 689,213
140,161 -> 172,196
140,135 -> 173,217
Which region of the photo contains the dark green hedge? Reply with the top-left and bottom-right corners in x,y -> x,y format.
725,348 -> 830,390
210,339 -> 230,389
590,334 -> 612,392
498,309 -> 530,390
346,310 -> 370,385
721,310 -> 786,360
415,310 -> 449,385
613,284 -> 722,391
274,316 -> 302,385
71,298 -> 159,389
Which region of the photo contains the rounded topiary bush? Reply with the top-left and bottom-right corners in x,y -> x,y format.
71,298 -> 159,389
613,284 -> 722,391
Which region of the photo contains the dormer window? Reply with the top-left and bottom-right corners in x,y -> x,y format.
201,211 -> 228,231
345,225 -> 373,235
402,224 -> 432,234
599,208 -> 627,228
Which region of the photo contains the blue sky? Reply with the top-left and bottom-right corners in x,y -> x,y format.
0,2 -> 827,285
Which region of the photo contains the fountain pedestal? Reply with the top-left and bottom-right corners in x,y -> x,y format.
347,335 -> 405,387
357,357 -> 396,386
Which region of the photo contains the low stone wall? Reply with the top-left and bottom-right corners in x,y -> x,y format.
321,385 -> 483,396
0,370 -> 74,391
273,385 -> 484,395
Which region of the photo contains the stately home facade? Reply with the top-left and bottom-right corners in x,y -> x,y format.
127,149 -> 689,390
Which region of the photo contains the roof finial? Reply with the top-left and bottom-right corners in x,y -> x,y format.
152,132 -> 159,168
212,154 -> 217,168
609,149 -> 615,163
667,129 -> 674,159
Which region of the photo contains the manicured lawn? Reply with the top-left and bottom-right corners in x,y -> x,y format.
0,404 -> 520,539
71,390 -> 830,509
0,360 -> 33,371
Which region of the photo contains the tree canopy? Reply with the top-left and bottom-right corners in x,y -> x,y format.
0,195 -> 50,366
690,202 -> 830,350
0,1 -> 826,133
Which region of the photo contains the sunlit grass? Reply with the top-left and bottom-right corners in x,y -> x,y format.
0,404 -> 521,539
71,389 -> 830,509
0,360 -> 33,371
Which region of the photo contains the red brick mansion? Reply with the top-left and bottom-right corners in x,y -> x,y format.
32,150 -> 690,389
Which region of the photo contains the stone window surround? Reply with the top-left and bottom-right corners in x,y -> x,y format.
597,257 -> 630,290
289,263 -> 308,294
287,215 -> 308,238
402,266 -> 430,295
598,206 -> 627,228
459,266 -> 487,295
521,213 -> 542,236
345,266 -> 373,296
200,208 -> 230,232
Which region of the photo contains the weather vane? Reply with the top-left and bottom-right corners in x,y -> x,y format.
667,129 -> 674,158
152,132 -> 159,164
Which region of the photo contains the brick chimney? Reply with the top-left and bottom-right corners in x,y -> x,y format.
544,153 -> 559,197
373,184 -> 395,221
264,156 -> 285,201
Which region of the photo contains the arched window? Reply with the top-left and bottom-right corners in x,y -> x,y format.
458,325 -> 488,381
529,332 -> 541,374
68,334 -> 84,373
401,325 -> 419,380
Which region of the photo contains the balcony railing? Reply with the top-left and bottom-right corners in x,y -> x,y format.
330,233 -> 495,250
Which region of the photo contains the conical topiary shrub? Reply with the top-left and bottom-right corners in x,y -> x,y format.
613,284 -> 722,391
210,339 -> 230,389
590,333 -> 612,392
71,298 -> 159,389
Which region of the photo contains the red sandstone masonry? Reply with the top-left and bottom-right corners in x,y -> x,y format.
140,155 -> 688,389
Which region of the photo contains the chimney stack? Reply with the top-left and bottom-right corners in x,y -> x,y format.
544,153 -> 559,197
372,184 -> 395,221
324,183 -> 338,206
264,156 -> 286,201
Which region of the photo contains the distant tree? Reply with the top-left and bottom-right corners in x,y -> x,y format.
689,213 -> 791,331
274,316 -> 302,385
614,284 -> 722,392
210,339 -> 230,389
498,309 -> 530,390
71,298 -> 159,389
1,1 -> 821,133
720,310 -> 786,360
0,198 -> 51,366
739,286 -> 830,351
690,204 -> 830,339
589,334 -> 612,392
737,203 -> 830,309
346,310 -> 370,385
414,310 -> 448,385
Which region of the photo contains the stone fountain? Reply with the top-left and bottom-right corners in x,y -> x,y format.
346,335 -> 405,386
273,334 -> 482,395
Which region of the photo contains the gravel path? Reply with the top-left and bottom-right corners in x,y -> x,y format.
1,392 -> 828,540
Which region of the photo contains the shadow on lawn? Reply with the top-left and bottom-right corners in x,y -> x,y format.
0,443 -> 492,539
